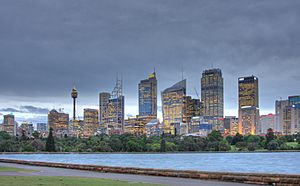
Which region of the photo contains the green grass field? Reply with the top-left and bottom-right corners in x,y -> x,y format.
0,176 -> 163,186
0,166 -> 35,172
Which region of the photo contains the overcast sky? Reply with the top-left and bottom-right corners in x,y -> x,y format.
0,0 -> 300,123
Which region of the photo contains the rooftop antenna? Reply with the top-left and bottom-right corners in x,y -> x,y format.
194,87 -> 200,99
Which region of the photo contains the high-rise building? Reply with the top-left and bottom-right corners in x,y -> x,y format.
99,92 -> 111,125
282,96 -> 300,135
289,95 -> 300,106
124,115 -> 155,135
106,95 -> 124,134
17,122 -> 34,138
69,119 -> 84,138
201,68 -> 224,118
138,71 -> 157,117
224,116 -> 239,136
238,76 -> 259,135
100,78 -> 125,135
275,100 -> 289,133
36,123 -> 48,133
2,114 -> 17,136
83,108 -> 99,137
183,96 -> 202,134
260,114 -> 276,134
162,79 -> 186,135
48,109 -> 69,138
275,96 -> 300,135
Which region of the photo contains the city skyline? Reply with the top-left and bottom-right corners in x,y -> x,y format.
1,1 -> 300,123
0,69 -> 299,124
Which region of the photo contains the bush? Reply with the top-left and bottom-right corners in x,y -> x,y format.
279,143 -> 293,150
236,142 -> 248,150
247,142 -> 257,151
267,140 -> 279,151
219,140 -> 231,151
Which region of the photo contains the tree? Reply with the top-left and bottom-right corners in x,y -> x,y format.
32,131 -> 40,139
46,128 -> 56,152
0,131 -> 11,140
266,128 -> 276,148
160,139 -> 166,152
231,133 -> 243,145
247,142 -> 257,151
267,140 -> 279,151
219,140 -> 231,151
207,130 -> 223,142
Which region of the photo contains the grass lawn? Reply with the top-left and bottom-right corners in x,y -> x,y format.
286,142 -> 299,148
0,166 -> 36,172
0,176 -> 163,186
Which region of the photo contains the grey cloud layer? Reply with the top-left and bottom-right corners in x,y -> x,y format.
0,0 -> 299,113
0,106 -> 49,114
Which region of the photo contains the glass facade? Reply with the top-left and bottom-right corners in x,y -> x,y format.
138,72 -> 157,117
201,69 -> 224,118
162,79 -> 186,135
106,96 -> 124,135
83,108 -> 99,137
99,92 -> 111,125
238,76 -> 259,135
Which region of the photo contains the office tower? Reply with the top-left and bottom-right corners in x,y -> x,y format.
69,119 -> 84,138
238,76 -> 259,135
260,114 -> 276,134
289,95 -> 300,106
99,92 -> 111,125
201,68 -> 224,118
162,79 -> 186,135
18,122 -> 34,138
2,114 -> 16,136
124,115 -> 154,135
107,95 -> 124,134
275,100 -> 289,132
71,87 -> 78,121
138,71 -> 157,117
224,116 -> 238,135
190,116 -> 215,137
36,123 -> 48,133
183,96 -> 202,134
100,78 -> 125,135
281,96 -> 300,135
83,108 -> 99,137
48,109 -> 69,138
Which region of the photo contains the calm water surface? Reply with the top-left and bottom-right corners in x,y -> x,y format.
0,152 -> 299,174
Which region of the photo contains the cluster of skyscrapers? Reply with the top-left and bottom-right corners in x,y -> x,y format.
1,68 -> 299,138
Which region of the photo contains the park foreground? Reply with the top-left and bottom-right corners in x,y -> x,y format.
0,162 -> 252,186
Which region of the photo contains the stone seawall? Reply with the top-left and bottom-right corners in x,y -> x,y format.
0,158 -> 299,186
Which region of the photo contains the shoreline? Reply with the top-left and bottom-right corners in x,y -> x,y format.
1,150 -> 300,155
0,158 -> 299,185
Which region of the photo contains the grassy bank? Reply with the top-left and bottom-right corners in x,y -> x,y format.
0,176 -> 163,186
0,166 -> 35,172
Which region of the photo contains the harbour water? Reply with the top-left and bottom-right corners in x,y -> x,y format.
1,152 -> 299,174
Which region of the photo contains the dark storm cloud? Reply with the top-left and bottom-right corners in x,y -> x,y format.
0,106 -> 49,114
0,0 -> 300,114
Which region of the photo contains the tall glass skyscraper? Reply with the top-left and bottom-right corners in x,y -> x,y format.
138,71 -> 157,117
99,92 -> 111,125
162,79 -> 186,135
201,68 -> 224,118
238,76 -> 259,135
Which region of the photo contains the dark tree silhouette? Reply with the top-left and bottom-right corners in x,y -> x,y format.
46,128 -> 56,152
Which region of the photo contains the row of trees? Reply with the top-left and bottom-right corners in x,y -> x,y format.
1,129 -> 300,152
